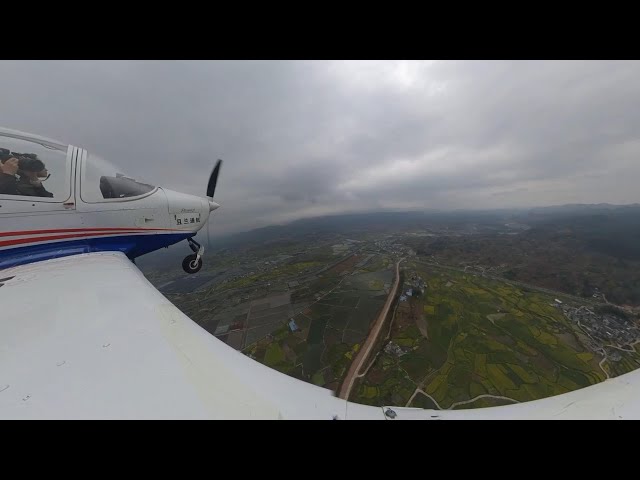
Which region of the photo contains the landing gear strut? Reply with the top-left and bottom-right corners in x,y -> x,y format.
182,238 -> 204,274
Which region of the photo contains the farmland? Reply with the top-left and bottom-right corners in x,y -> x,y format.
353,261 -> 640,409
244,254 -> 394,390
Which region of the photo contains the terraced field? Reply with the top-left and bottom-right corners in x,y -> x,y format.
353,262 -> 640,409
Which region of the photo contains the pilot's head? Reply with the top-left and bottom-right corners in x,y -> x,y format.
18,157 -> 48,180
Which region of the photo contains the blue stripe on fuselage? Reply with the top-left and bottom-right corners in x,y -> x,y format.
0,233 -> 192,270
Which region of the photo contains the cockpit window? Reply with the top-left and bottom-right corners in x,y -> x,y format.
0,136 -> 69,200
81,153 -> 156,203
99,174 -> 155,199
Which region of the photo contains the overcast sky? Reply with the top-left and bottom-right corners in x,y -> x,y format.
1,60 -> 639,235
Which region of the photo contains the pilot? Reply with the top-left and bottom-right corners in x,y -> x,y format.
16,156 -> 53,198
0,157 -> 20,195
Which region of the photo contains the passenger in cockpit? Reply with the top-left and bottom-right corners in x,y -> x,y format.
0,157 -> 20,195
0,151 -> 54,198
16,155 -> 53,198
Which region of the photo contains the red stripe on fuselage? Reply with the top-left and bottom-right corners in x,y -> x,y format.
0,231 -> 167,248
0,227 -> 179,238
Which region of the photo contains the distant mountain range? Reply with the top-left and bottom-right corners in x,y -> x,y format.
210,203 -> 640,250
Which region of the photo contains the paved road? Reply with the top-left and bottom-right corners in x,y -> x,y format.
338,258 -> 404,400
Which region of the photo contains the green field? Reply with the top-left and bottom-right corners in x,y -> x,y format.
353,262 -> 639,409
215,260 -> 326,291
243,255 -> 392,389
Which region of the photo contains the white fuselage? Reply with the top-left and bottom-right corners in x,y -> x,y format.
0,128 -> 217,269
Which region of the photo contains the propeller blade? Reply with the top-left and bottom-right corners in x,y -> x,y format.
206,159 -> 222,199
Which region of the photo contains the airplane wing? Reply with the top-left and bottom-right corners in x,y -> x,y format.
0,252 -> 380,419
2,252 -> 640,419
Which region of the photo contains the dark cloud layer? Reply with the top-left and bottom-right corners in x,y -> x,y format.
1,60 -> 639,235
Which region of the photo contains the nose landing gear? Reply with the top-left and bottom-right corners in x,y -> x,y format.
182,238 -> 204,274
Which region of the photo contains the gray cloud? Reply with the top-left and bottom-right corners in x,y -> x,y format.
1,60 -> 640,235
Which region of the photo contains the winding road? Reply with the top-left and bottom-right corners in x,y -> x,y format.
409,389 -> 520,410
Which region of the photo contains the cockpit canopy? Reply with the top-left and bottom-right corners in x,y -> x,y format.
81,152 -> 157,203
0,133 -> 70,200
0,129 -> 157,203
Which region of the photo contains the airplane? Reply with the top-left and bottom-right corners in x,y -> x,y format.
1,126 -> 639,419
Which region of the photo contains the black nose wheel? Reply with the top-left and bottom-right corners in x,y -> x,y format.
182,254 -> 203,274
183,238 -> 204,274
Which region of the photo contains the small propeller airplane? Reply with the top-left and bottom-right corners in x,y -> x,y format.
1,126 -> 639,419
